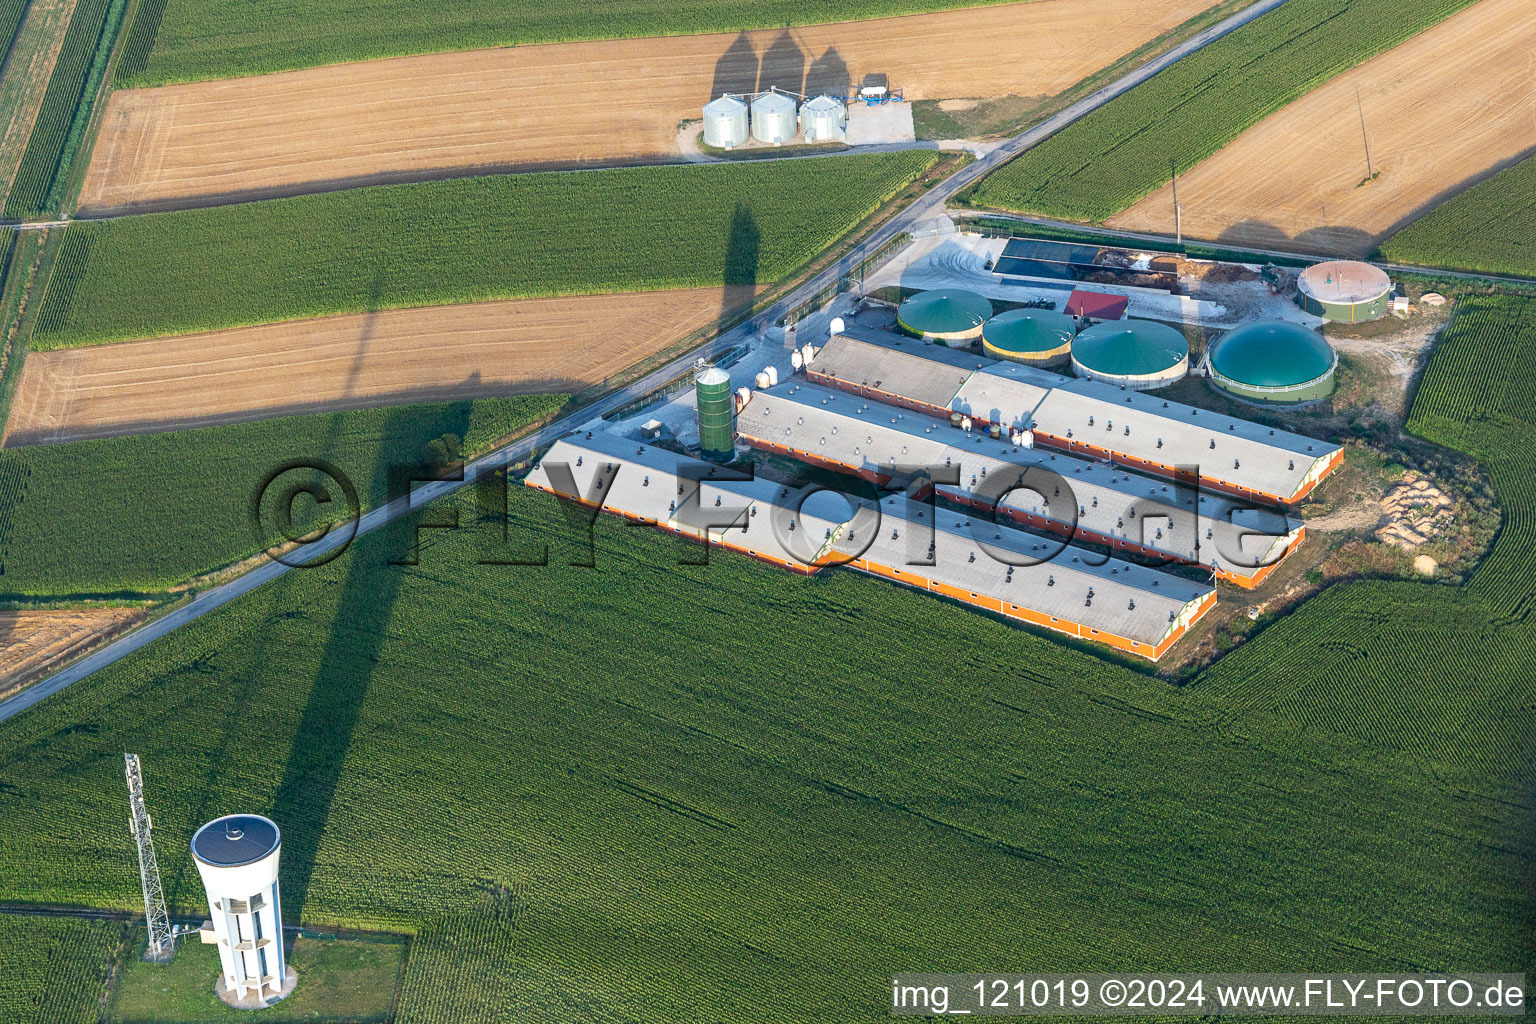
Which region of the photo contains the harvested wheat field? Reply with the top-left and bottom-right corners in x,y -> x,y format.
79,0 -> 1215,213
0,608 -> 143,698
7,288 -> 753,444
1109,0 -> 1536,255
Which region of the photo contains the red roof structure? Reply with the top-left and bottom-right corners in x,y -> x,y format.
1065,289 -> 1129,321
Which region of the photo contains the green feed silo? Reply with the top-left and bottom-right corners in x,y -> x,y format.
695,366 -> 735,461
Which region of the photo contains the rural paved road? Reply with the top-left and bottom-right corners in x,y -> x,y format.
0,0 -> 1294,724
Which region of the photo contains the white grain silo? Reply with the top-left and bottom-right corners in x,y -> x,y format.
702,95 -> 749,149
191,815 -> 294,1004
798,95 -> 846,142
750,90 -> 798,145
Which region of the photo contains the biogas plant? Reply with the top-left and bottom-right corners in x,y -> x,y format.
528,284 -> 1347,662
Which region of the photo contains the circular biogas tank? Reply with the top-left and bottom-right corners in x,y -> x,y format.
982,309 -> 1076,366
1295,260 -> 1391,322
897,289 -> 991,341
1071,319 -> 1189,391
1208,320 -> 1336,405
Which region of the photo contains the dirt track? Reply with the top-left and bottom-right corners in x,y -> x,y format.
0,608 -> 143,699
1109,0 -> 1536,254
6,288 -> 759,444
78,0 -> 1214,213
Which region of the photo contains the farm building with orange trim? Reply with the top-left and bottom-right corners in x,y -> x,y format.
525,434 -> 1216,661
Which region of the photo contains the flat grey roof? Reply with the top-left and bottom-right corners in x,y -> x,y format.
1037,379 -> 1336,498
737,384 -> 1300,583
813,327 -> 987,409
191,815 -> 280,867
528,433 -> 1213,648
817,330 -> 1341,499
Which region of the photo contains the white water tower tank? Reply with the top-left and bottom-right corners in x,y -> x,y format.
755,370 -> 772,389
765,365 -> 779,386
791,350 -> 804,370
828,316 -> 846,336
191,815 -> 292,1004
751,91 -> 798,144
702,95 -> 749,149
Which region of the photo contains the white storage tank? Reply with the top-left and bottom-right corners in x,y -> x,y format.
798,95 -> 847,142
750,90 -> 798,144
191,815 -> 294,1004
702,95 -> 749,149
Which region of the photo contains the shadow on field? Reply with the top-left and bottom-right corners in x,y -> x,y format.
805,46 -> 851,100
175,272 -> 390,872
268,394 -> 474,924
719,204 -> 759,340
1211,219 -> 1379,258
710,32 -> 758,99
758,30 -> 806,96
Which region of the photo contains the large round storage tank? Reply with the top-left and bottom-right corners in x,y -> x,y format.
897,289 -> 991,341
750,91 -> 798,145
1207,320 -> 1336,405
1296,260 -> 1391,322
982,309 -> 1076,366
799,95 -> 847,142
702,95 -> 749,149
1071,319 -> 1189,390
696,366 -> 735,461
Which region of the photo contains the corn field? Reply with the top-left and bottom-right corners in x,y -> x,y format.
966,0 -> 1477,222
0,915 -> 125,1024
0,393 -> 565,595
1380,156 -> 1536,279
1,345 -> 1533,1020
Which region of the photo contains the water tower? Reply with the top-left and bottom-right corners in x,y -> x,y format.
190,814 -> 295,1005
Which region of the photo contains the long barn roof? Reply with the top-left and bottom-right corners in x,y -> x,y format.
736,383 -> 1300,584
526,432 -> 1214,651
816,325 -> 1341,501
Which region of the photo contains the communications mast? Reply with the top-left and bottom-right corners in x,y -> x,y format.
124,753 -> 175,962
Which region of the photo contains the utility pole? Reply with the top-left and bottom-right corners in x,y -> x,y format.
125,754 -> 175,963
1170,157 -> 1182,247
1356,86 -> 1374,180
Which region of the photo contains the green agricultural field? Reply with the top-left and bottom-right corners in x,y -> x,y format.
1379,155 -> 1536,279
116,0 -> 1028,88
0,914 -> 126,1024
0,298 -> 1533,1020
33,152 -> 941,348
0,393 -> 565,595
965,0 -> 1477,222
4,0 -> 129,219
0,0 -> 29,66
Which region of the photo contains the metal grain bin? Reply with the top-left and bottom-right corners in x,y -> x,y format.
798,94 -> 847,142
702,95 -> 749,149
696,366 -> 735,461
750,90 -> 798,145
